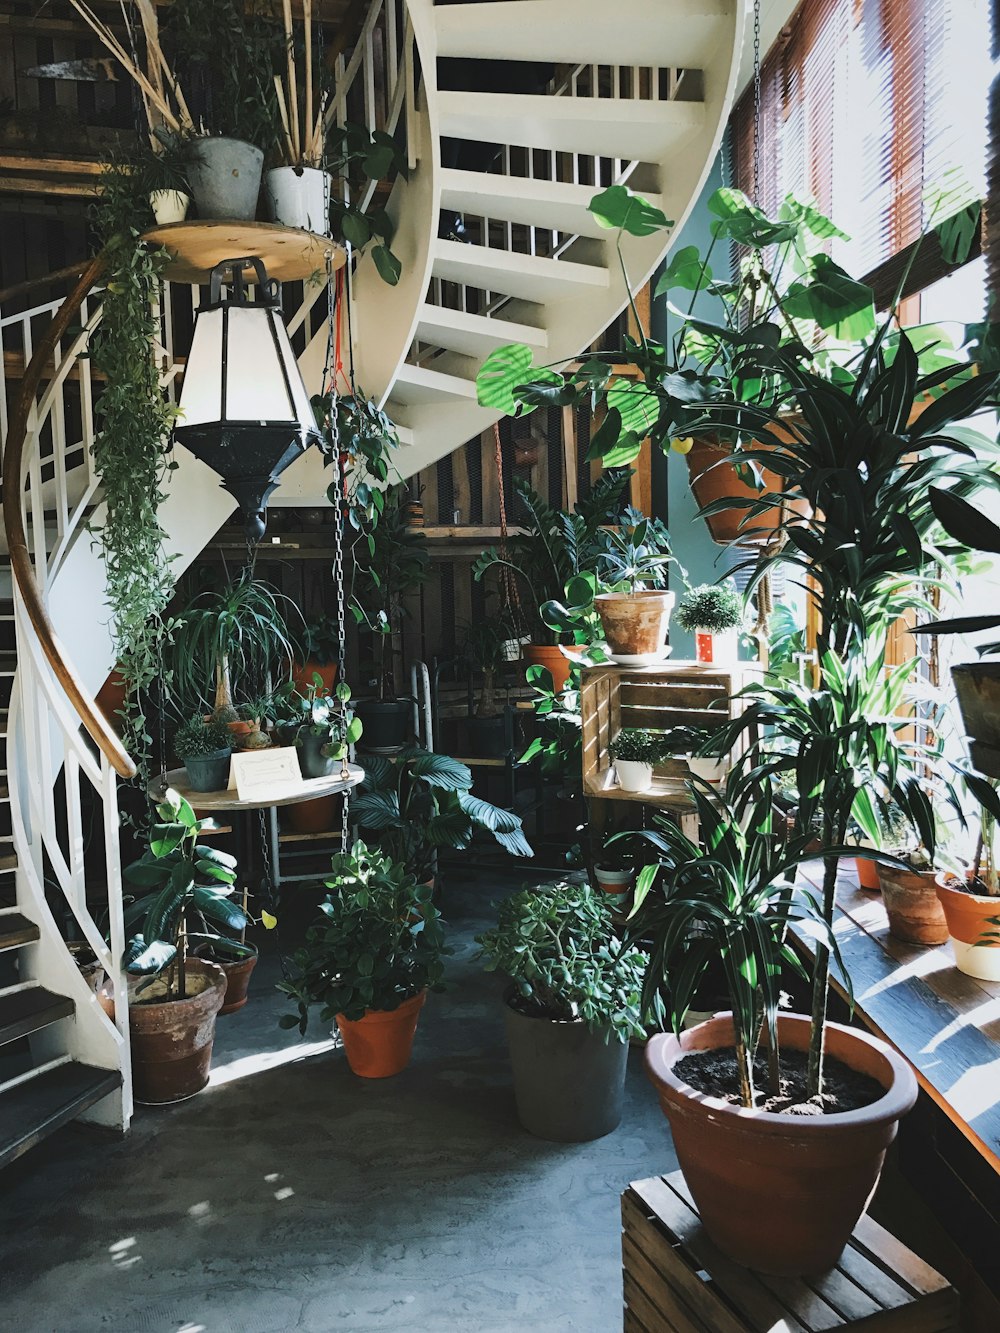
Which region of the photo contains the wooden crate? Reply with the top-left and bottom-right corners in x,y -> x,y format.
581,662 -> 758,808
622,1172 -> 959,1333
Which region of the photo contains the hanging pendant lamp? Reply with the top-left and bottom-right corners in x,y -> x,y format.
174,256 -> 319,543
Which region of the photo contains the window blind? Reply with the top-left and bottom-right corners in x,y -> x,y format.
731,0 -> 991,278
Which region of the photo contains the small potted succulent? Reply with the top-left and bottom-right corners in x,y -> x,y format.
675,581 -> 744,665
279,841 -> 448,1078
174,715 -> 232,793
608,728 -> 671,792
594,519 -> 676,661
476,881 -> 647,1141
119,789 -> 247,1102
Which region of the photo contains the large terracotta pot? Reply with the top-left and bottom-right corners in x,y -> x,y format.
523,644 -> 583,695
336,989 -> 426,1078
95,664 -> 129,734
218,953 -> 258,1015
935,872 -> 1000,980
288,795 -> 337,834
686,433 -> 808,547
291,658 -> 338,696
876,864 -> 948,946
595,590 -> 674,657
645,1012 -> 918,1276
952,661 -> 1000,748
127,959 -> 227,1104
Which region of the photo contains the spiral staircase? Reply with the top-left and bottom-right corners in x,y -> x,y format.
0,0 -> 745,1160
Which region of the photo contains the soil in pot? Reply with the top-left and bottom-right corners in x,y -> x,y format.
876,864 -> 948,945
336,990 -> 425,1078
645,1011 -> 918,1275
674,1047 -> 883,1115
935,872 -> 1000,980
128,959 -> 227,1104
596,590 -> 674,658
504,998 -> 628,1141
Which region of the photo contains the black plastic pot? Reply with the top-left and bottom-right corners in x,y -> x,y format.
503,998 -> 629,1142
952,662 -> 1000,749
468,714 -> 508,758
356,699 -> 410,752
296,729 -> 337,779
182,749 -> 231,792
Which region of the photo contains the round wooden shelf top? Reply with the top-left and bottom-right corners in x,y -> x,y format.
141,221 -> 346,286
150,763 -> 364,813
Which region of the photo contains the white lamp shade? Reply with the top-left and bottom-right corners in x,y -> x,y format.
178,303 -> 317,431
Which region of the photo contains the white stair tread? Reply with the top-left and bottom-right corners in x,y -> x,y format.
416,303 -> 549,359
437,90 -> 705,162
435,0 -> 734,67
391,363 -> 480,406
440,167 -> 666,239
432,238 -> 609,303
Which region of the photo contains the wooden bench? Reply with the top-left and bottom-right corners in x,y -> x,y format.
622,1170 -> 959,1332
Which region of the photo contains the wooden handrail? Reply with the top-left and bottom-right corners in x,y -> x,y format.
2,251 -> 137,780
0,261 -> 90,308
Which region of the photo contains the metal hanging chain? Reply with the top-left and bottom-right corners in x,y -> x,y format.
492,422 -> 527,639
752,0 -> 762,208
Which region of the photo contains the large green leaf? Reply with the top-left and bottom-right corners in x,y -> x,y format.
407,751 -> 473,790
149,822 -> 184,859
708,187 -> 798,247
457,793 -> 533,857
935,202 -> 981,267
929,487 -> 1000,552
654,245 -> 711,295
126,938 -> 177,975
588,185 -> 671,236
351,790 -> 403,829
782,255 -> 875,341
476,343 -> 538,414
607,380 -> 659,436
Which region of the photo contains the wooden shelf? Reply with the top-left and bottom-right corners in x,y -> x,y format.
141,221 -> 346,286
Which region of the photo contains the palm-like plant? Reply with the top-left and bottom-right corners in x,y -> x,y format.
622,779 -> 847,1108
351,745 -> 532,881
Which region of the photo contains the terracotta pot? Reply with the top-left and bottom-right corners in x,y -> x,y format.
524,644 -> 583,695
876,863 -> 948,945
218,953 -> 258,1015
336,989 -> 426,1078
226,720 -> 254,750
127,959 -> 227,1104
952,661 -> 1000,748
288,795 -> 337,834
645,1012 -> 918,1276
595,590 -> 674,658
291,659 -> 337,696
686,433 -> 809,547
95,664 -> 129,733
855,856 -> 881,892
935,872 -> 1000,980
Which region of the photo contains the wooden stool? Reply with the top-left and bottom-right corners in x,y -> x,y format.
622,1171 -> 959,1332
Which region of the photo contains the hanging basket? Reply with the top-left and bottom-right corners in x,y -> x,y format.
685,427 -> 808,548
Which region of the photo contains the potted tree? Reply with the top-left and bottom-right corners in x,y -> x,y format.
352,745 -> 532,885
118,790 -> 246,1102
630,778 -> 918,1275
608,728 -> 671,792
476,881 -> 647,1141
174,714 -> 233,793
594,518 -> 676,661
675,581 -> 744,665
279,841 -> 448,1077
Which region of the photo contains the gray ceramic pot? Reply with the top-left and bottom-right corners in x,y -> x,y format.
296,729 -> 336,779
184,137 -> 264,221
503,998 -> 629,1141
182,748 -> 231,793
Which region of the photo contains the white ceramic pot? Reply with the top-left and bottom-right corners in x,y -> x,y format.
615,759 -> 653,792
687,756 -> 728,784
694,627 -> 739,665
594,866 -> 632,895
264,166 -> 331,234
149,190 -> 190,225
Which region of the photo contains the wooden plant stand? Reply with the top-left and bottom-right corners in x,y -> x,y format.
622,1172 -> 959,1333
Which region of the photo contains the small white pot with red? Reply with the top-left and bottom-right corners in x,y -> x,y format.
693,627 -> 739,665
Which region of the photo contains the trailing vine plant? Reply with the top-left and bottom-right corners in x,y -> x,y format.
88,155 -> 178,797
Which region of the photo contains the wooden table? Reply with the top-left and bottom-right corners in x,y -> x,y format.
141,220 -> 346,285
150,763 -> 364,812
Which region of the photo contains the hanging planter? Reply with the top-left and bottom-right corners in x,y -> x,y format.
184,137 -> 264,221
685,433 -> 808,548
264,166 -> 331,233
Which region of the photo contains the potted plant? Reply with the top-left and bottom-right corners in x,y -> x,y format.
352,745 -> 532,884
875,844 -> 949,946
592,843 -> 634,896
594,518 -> 676,661
630,778 -> 918,1275
675,581 -> 744,665
119,789 -> 246,1102
608,728 -> 671,792
279,841 -> 448,1077
276,679 -> 362,834
262,3 -> 330,233
353,484 -> 430,751
291,615 -> 340,696
933,777 -> 1000,979
174,714 -> 232,793
460,614 -> 514,757
476,881 -> 647,1141
474,473 -> 631,691
660,724 -> 731,785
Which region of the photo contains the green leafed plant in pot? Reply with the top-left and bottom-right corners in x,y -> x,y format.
291,614 -> 341,696
460,611 -> 515,757
279,841 -> 448,1077
477,881 -> 647,1141
174,714 -> 232,793
933,773 -> 1000,980
628,778 -> 918,1276
675,581 -> 744,665
120,789 -> 247,1102
352,745 -> 532,885
608,728 -> 672,793
594,516 -> 676,661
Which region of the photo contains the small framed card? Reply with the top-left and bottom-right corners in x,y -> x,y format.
228,746 -> 303,802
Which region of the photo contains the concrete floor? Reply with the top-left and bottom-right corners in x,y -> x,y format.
1,874 -> 676,1333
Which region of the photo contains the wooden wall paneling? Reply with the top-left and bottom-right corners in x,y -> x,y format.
452,434 -> 471,528
452,553 -> 473,643
480,426 -> 500,525
561,404 -> 578,510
